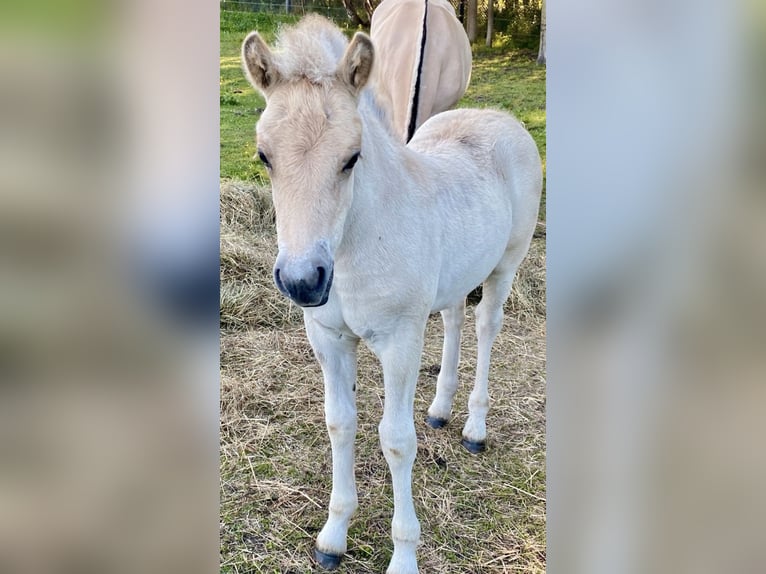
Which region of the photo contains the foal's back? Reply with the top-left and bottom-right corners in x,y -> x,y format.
404,108 -> 542,311
408,108 -> 542,224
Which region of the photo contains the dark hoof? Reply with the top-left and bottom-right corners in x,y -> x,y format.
425,416 -> 449,429
314,548 -> 342,570
461,438 -> 486,454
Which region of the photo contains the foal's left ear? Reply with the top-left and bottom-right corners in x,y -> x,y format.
242,31 -> 281,96
337,32 -> 374,95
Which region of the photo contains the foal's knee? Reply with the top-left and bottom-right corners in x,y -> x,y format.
443,305 -> 465,332
475,301 -> 504,339
378,419 -> 416,463
326,418 -> 356,440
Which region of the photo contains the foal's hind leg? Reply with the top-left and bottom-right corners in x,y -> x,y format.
462,250 -> 526,453
426,299 -> 466,428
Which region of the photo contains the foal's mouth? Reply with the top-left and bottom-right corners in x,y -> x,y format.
274,265 -> 334,308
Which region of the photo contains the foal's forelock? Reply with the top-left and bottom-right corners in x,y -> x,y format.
271,15 -> 348,85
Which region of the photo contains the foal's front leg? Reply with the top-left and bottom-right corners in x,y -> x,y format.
370,323 -> 427,574
304,317 -> 360,569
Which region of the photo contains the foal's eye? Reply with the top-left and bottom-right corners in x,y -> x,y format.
342,152 -> 360,173
257,149 -> 271,169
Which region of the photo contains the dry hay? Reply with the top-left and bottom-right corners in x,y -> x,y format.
220,180 -> 546,573
220,181 -> 303,329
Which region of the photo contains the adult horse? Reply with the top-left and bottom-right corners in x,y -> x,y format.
370,0 -> 472,142
242,15 -> 541,574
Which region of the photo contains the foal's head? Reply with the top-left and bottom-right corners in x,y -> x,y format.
242,18 -> 374,307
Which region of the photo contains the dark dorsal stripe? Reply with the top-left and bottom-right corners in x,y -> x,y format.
406,0 -> 429,143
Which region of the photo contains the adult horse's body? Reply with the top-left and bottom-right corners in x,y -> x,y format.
370,0 -> 472,142
242,15 -> 541,574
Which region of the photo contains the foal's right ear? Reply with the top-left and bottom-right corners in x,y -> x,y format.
242,31 -> 281,95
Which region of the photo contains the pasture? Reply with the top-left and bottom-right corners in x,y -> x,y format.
220,10 -> 546,573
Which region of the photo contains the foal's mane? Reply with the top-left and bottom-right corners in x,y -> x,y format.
271,14 -> 347,86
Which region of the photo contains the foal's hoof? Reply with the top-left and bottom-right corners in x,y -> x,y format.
314,548 -> 342,570
461,438 -> 486,454
425,415 -> 449,429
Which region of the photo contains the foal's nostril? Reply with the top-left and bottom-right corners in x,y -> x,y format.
274,267 -> 285,292
316,266 -> 326,288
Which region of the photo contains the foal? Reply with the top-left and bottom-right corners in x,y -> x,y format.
242,15 -> 541,574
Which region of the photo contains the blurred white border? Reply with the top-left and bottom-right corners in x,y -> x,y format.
548,1 -> 765,573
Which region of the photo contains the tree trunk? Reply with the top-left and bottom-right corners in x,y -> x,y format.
363,0 -> 377,22
537,0 -> 546,65
485,0 -> 494,47
466,0 -> 477,43
341,0 -> 369,27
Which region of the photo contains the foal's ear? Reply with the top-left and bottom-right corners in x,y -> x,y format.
242,31 -> 280,95
338,32 -> 374,95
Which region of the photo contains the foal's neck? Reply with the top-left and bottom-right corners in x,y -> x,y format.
338,92 -> 411,255
353,90 -> 409,199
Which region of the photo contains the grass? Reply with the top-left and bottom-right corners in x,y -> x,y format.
220,12 -> 546,221
220,11 -> 290,186
220,11 -> 546,574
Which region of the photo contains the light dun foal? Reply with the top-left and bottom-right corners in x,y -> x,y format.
370,0 -> 472,142
242,16 -> 541,574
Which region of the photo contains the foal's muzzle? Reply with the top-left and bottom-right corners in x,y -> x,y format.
273,249 -> 334,307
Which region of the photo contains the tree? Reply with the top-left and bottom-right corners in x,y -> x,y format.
363,0 -> 379,21
341,0 -> 369,27
485,0 -> 494,47
537,0 -> 546,65
466,0 -> 477,43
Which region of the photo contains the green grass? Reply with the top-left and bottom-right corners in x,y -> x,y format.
220,11 -> 546,219
220,12 -> 289,185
